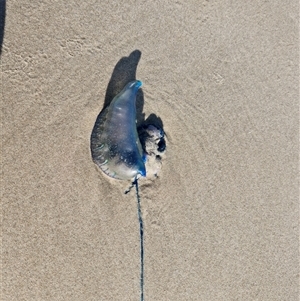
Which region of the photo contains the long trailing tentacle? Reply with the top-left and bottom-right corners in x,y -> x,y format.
134,177 -> 144,301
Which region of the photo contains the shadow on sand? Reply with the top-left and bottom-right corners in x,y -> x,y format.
95,49 -> 165,134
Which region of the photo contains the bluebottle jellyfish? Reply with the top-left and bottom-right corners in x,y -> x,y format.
91,80 -> 146,180
91,78 -> 166,301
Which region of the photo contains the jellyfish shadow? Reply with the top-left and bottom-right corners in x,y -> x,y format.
104,50 -> 142,108
92,50 -> 166,159
97,50 -> 165,133
101,49 -> 145,128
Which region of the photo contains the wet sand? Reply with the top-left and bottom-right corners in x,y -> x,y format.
2,1 -> 299,300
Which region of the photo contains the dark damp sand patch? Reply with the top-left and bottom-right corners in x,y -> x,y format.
0,0 -> 5,55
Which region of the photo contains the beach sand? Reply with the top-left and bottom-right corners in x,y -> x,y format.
2,1 -> 299,300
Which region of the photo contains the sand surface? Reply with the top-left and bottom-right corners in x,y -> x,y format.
2,1 -> 299,300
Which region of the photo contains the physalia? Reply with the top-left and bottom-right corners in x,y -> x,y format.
91,80 -> 146,180
91,78 -> 166,301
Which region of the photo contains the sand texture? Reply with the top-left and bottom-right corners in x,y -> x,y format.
2,1 -> 299,300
